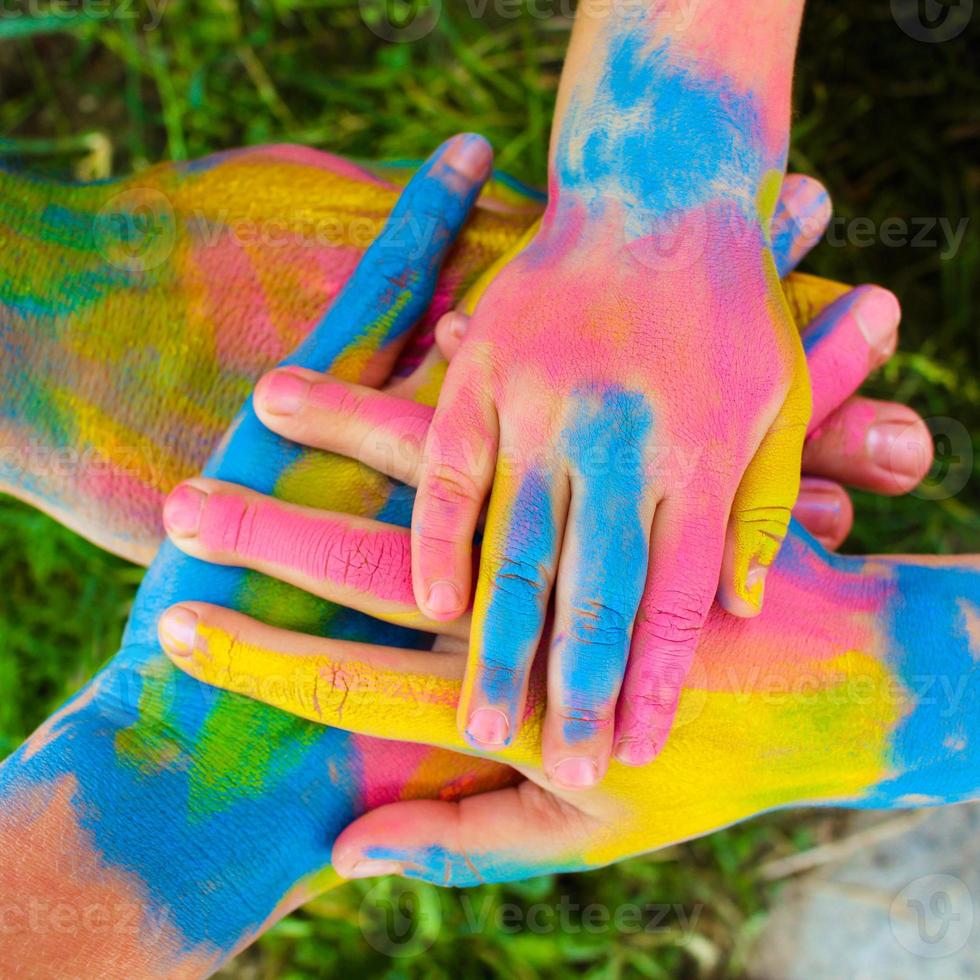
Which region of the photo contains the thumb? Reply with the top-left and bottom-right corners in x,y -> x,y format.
333,782 -> 596,885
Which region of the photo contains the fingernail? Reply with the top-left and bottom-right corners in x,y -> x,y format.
259,370 -> 309,416
614,738 -> 655,767
425,581 -> 462,619
466,707 -> 509,747
794,486 -> 843,538
159,606 -> 198,657
744,561 -> 769,611
347,859 -> 403,879
854,288 -> 900,367
163,485 -> 206,537
443,134 -> 492,183
867,420 -> 928,477
552,757 -> 598,790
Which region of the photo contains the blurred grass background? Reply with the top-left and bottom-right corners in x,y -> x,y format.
0,1 -> 977,976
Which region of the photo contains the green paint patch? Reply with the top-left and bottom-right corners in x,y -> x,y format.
186,690 -> 323,818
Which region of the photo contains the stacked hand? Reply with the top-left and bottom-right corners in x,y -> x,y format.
158,182 -> 933,884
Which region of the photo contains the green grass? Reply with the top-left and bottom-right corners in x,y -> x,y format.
0,2 -> 977,976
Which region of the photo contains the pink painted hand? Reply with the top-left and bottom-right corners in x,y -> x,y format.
433,292 -> 930,555
405,0 -> 827,779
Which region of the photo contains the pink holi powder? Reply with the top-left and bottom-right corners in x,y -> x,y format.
198,492 -> 416,606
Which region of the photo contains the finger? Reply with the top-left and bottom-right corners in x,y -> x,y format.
543,393 -> 656,789
158,601 -> 548,764
613,489 -> 730,765
333,783 -> 597,884
782,271 -> 851,332
434,310 -> 471,362
282,133 -> 493,383
158,602 -> 489,751
792,477 -> 854,551
803,398 -> 933,495
254,368 -> 433,485
459,460 -> 568,751
718,338 -> 810,617
803,285 -> 901,431
162,478 -> 469,638
412,358 -> 499,622
770,174 -> 832,277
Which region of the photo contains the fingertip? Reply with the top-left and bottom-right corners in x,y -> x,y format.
254,367 -> 311,418
158,604 -> 200,659
464,706 -> 510,748
853,285 -> 901,368
434,310 -> 471,361
718,570 -> 767,618
793,478 -> 853,549
613,737 -> 656,767
550,756 -> 600,791
163,482 -> 207,538
422,580 -> 465,621
441,133 -> 493,185
867,414 -> 934,493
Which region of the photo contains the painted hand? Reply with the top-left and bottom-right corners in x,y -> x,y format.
407,167 -> 878,781
156,274 -> 973,884
161,245 -> 921,884
434,286 -> 930,555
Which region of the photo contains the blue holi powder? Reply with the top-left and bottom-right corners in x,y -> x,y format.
364,843 -> 585,886
801,288 -> 861,355
0,147 -> 485,955
478,468 -> 557,719
555,33 -> 767,221
557,387 -> 653,743
863,561 -> 980,806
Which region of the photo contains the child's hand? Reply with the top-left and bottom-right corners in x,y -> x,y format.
410,197 -> 816,785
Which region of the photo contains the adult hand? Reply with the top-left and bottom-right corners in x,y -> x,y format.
158,257 -> 937,886
155,276 -> 954,884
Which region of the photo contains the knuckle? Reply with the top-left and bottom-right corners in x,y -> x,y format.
490,553 -> 551,606
568,598 -> 631,649
555,702 -> 614,734
328,382 -> 365,420
634,590 -> 709,652
736,504 -> 792,538
324,528 -> 410,596
624,685 -> 682,717
425,460 -> 483,507
477,653 -> 523,690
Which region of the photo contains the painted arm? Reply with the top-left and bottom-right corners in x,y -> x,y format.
0,148 -> 542,564
0,137 -> 504,977
0,149 -> 928,976
407,0 -> 813,782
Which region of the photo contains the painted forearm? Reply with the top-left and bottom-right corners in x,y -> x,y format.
0,155 -> 542,564
550,0 -> 805,219
0,145 -> 511,975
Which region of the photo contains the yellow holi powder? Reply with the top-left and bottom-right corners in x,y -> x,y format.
756,168 -> 784,235
583,649 -> 905,866
275,450 -> 391,517
783,272 -> 851,329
